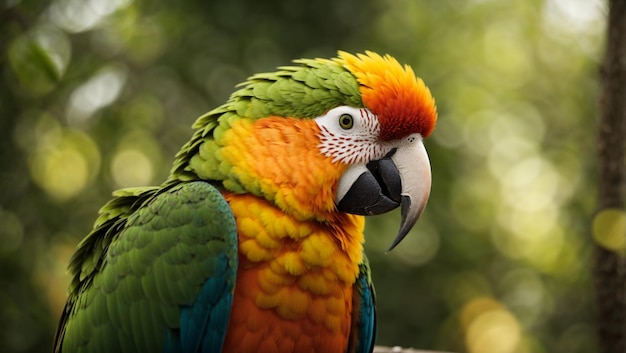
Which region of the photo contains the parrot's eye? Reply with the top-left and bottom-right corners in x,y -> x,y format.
339,114 -> 354,130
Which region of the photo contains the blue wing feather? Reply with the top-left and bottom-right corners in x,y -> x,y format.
349,254 -> 377,353
178,253 -> 236,353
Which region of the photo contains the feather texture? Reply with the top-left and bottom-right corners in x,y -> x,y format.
55,182 -> 237,353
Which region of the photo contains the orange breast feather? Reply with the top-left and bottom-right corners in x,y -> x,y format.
220,193 -> 364,353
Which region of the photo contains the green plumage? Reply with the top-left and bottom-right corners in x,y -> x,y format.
55,182 -> 237,353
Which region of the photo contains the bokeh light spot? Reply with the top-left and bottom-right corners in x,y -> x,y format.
500,269 -> 552,327
111,149 -> 154,188
67,64 -> 127,125
462,297 -> 522,353
593,209 -> 626,253
33,147 -> 88,200
50,0 -> 133,33
543,0 -> 604,34
8,26 -> 70,96
29,127 -> 100,201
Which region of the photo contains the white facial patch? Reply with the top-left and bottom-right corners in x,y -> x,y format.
315,106 -> 393,164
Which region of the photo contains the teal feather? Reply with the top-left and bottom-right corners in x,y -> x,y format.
349,254 -> 377,353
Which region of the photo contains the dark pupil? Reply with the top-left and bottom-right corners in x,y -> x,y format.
341,116 -> 351,126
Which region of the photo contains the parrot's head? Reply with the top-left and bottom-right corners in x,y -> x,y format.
175,51 -> 437,251
321,52 -> 436,251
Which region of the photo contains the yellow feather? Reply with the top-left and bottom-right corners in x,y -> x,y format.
276,288 -> 310,319
281,252 -> 306,276
298,272 -> 330,295
240,239 -> 272,262
300,233 -> 337,266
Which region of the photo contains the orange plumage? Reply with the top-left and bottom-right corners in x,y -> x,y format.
217,117 -> 365,353
335,51 -> 437,140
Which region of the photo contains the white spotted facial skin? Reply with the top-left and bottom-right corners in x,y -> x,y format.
315,106 -> 393,165
315,105 -> 432,247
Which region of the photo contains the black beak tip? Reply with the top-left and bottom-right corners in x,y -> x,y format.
385,233 -> 407,253
385,222 -> 411,253
386,195 -> 420,252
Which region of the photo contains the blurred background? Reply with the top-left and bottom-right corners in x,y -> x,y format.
0,0 -> 605,352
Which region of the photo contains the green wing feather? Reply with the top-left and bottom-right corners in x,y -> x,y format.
54,182 -> 237,353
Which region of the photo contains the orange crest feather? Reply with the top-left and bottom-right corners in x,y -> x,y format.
335,51 -> 437,140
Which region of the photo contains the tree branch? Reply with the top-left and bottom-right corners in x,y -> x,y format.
373,346 -> 454,353
594,1 -> 626,353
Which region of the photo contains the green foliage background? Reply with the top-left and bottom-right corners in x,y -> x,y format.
0,0 -> 604,352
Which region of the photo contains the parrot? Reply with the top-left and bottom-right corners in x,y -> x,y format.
53,50 -> 437,353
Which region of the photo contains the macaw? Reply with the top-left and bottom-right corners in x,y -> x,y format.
53,51 -> 437,353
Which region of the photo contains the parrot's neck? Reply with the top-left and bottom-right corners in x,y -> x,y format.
221,191 -> 365,353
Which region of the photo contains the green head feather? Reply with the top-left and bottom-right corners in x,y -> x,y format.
168,55 -> 364,183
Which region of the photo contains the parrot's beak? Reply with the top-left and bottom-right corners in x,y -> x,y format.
336,137 -> 432,251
